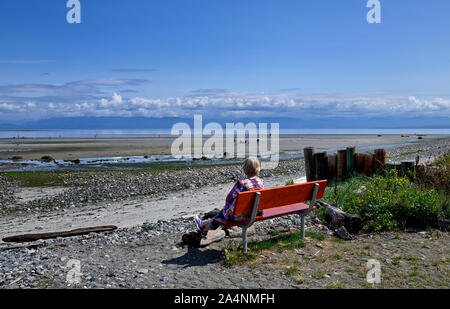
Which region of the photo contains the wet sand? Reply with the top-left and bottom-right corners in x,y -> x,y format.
0,134 -> 443,161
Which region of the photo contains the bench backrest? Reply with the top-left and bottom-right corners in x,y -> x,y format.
233,180 -> 328,217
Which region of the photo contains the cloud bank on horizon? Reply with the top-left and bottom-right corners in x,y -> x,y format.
0,78 -> 449,122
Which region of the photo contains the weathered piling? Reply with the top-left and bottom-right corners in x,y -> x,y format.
304,147 -> 315,182
346,147 -> 356,177
363,153 -> 373,177
304,147 -> 388,183
314,151 -> 328,181
355,153 -> 364,174
337,150 -> 347,181
327,154 -> 337,183
374,149 -> 386,174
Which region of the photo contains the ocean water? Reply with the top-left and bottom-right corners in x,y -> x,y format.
1,128 -> 449,139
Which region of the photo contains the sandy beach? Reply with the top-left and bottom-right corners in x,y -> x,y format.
0,133 -> 442,161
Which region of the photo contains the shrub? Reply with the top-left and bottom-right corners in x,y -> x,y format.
285,179 -> 294,186
324,169 -> 447,232
415,151 -> 449,194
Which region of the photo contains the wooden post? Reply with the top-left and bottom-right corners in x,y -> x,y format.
355,153 -> 364,174
304,147 -> 315,182
327,154 -> 337,183
337,150 -> 347,182
363,153 -> 373,177
314,152 -> 328,181
374,149 -> 386,174
401,161 -> 415,179
346,147 -> 356,177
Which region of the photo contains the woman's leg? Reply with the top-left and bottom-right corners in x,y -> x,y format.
205,210 -> 225,231
194,211 -> 225,235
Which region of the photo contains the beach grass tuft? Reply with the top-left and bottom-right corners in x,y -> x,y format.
223,231 -> 306,266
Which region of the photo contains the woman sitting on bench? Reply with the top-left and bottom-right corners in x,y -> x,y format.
194,157 -> 264,236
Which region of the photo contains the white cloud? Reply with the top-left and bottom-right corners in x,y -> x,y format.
0,88 -> 449,121
99,92 -> 123,108
0,103 -> 19,111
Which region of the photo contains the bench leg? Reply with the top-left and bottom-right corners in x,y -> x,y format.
301,215 -> 305,238
242,227 -> 248,253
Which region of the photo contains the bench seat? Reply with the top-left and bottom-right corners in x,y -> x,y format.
213,202 -> 311,228
210,180 -> 327,252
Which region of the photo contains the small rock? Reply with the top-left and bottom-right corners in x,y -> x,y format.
137,268 -> 148,274
334,226 -> 353,240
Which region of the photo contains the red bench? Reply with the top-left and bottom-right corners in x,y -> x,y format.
213,180 -> 328,252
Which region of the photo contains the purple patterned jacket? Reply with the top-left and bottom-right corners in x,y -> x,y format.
222,176 -> 264,221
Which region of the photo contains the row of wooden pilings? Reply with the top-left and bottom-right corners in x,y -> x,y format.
303,147 -> 417,183
303,147 -> 418,184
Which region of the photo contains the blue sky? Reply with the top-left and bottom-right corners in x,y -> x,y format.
0,0 -> 449,124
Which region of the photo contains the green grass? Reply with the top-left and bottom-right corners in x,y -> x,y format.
142,224 -> 157,231
332,254 -> 343,260
311,270 -> 326,279
331,237 -> 345,243
324,281 -> 345,289
223,232 -> 306,266
305,231 -> 325,240
4,171 -> 67,187
285,179 -> 294,186
268,229 -> 281,236
284,266 -> 299,276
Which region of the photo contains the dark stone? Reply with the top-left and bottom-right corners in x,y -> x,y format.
182,231 -> 202,248
438,219 -> 449,231
334,226 -> 353,240
41,155 -> 55,162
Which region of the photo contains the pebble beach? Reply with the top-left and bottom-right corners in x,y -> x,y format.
0,135 -> 449,289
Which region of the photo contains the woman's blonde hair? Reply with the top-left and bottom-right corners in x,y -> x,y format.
243,157 -> 261,177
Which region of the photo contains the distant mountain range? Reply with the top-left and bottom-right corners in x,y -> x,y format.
0,116 -> 449,130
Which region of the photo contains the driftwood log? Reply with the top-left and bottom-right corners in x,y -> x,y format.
316,201 -> 362,235
2,225 -> 118,243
